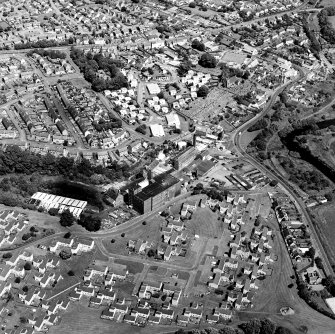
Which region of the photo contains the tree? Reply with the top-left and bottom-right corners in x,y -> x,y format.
260,318 -> 276,334
22,285 -> 29,292
14,277 -> 21,284
305,247 -> 315,260
2,252 -> 12,259
239,319 -> 262,334
192,39 -> 205,51
20,316 -> 27,324
78,215 -> 101,232
189,2 -> 196,8
197,85 -> 209,97
59,209 -> 75,227
315,257 -> 324,270
325,192 -> 333,201
275,327 -> 293,334
64,232 -> 72,239
49,208 -> 59,216
147,249 -> 156,257
22,233 -> 31,241
199,53 -> 217,68
68,270 -> 75,276
135,124 -> 147,135
24,262 -> 31,270
59,249 -> 72,260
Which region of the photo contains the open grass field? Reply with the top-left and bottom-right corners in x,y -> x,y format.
184,207 -> 222,237
114,259 -> 144,275
241,130 -> 262,149
102,216 -> 163,255
321,0 -> 335,7
318,205 -> 335,262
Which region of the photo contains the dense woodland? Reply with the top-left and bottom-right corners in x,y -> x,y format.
318,7 -> 335,45
0,145 -> 130,208
70,47 -> 128,92
27,48 -> 67,59
13,38 -> 73,50
0,145 -> 130,180
174,317 -> 298,334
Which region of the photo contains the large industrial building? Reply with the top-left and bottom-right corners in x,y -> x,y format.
129,174 -> 181,214
172,146 -> 197,171
30,192 -> 87,218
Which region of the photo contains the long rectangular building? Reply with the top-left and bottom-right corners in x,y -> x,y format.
30,192 -> 87,218
129,174 -> 181,214
172,147 -> 197,171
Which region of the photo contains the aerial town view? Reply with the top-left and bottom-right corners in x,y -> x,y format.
1,0 -> 335,334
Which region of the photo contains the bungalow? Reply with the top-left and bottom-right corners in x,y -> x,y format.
184,308 -> 203,319
156,309 -> 174,319
101,309 -> 115,320
131,307 -> 150,319
148,315 -> 161,324
207,314 -> 219,324
123,314 -> 137,324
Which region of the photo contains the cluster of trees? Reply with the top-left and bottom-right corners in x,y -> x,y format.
299,13 -> 321,59
199,53 -> 217,68
70,48 -> 128,92
324,276 -> 335,296
78,214 -> 102,232
175,318 -> 295,334
248,118 -> 269,132
197,85 -> 209,97
192,39 -> 205,51
193,184 -> 228,202
135,124 -> 147,135
27,48 -> 67,59
0,145 -> 130,184
279,156 -> 329,192
59,209 -> 75,227
92,117 -> 122,132
318,7 -> 335,45
297,275 -> 335,320
220,64 -> 250,81
14,38 -> 73,50
177,59 -> 193,76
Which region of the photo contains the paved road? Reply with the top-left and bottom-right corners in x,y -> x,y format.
232,70 -> 334,276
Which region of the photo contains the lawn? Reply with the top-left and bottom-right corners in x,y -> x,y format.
114,259 -> 144,275
66,251 -> 96,277
184,207 -> 221,237
102,217 -> 163,256
319,206 -> 335,262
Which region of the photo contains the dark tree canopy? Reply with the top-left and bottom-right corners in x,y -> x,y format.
197,85 -> 209,97
59,209 -> 75,227
192,39 -> 205,51
78,214 -> 101,232
199,53 -> 217,68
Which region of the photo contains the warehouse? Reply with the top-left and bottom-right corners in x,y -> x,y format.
30,192 -> 87,218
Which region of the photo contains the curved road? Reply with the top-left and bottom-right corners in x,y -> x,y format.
232,69 -> 333,276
